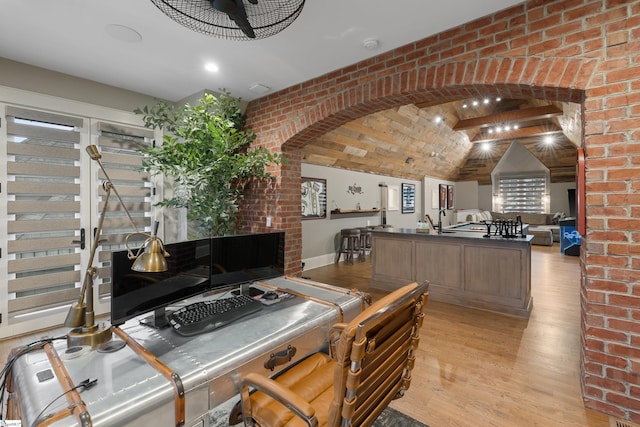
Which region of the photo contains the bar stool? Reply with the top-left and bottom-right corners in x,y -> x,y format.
357,227 -> 372,258
336,228 -> 361,264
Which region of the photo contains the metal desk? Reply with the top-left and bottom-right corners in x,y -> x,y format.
6,277 -> 365,427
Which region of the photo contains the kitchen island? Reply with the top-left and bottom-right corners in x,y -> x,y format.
371,228 -> 533,318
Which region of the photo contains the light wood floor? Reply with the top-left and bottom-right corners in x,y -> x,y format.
1,244 -> 611,426
304,243 -> 610,426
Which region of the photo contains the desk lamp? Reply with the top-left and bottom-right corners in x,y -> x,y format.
65,145 -> 169,348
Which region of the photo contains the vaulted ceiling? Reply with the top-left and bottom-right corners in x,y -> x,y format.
301,98 -> 582,185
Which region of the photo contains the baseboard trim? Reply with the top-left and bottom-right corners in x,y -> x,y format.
302,253 -> 335,271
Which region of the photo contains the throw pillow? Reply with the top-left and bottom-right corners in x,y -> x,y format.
552,212 -> 565,225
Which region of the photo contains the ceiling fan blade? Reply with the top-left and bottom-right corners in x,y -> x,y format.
230,0 -> 256,38
211,0 -> 256,38
210,0 -> 238,14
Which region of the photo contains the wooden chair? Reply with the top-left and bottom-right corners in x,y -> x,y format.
239,281 -> 429,427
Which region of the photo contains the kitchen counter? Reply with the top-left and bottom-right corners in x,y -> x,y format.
371,227 -> 532,318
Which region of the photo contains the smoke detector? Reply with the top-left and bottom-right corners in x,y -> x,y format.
362,38 -> 379,50
249,83 -> 271,94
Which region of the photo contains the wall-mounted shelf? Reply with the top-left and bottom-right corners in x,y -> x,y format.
330,209 -> 380,218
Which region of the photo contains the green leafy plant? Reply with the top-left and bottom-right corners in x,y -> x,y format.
135,91 -> 280,236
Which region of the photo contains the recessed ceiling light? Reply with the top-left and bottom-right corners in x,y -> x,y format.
434,115 -> 443,124
472,100 -> 479,106
483,98 -> 490,104
105,24 -> 142,43
481,142 -> 491,151
496,97 -> 502,102
544,136 -> 554,144
205,63 -> 219,72
462,103 -> 468,108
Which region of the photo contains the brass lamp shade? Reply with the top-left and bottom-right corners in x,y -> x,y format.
64,301 -> 86,328
131,236 -> 169,272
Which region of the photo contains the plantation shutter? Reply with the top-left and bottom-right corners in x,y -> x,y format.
93,122 -> 154,298
5,106 -> 84,319
4,108 -> 155,324
498,174 -> 547,214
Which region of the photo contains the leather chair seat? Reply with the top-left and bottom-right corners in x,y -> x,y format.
250,353 -> 336,427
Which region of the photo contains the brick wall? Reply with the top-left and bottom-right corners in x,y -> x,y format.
239,0 -> 640,420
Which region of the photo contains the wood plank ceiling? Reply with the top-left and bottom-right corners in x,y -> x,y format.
301,98 -> 581,185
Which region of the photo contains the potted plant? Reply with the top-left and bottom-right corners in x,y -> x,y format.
135,91 -> 281,236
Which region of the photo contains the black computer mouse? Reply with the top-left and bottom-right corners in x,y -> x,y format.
262,291 -> 279,300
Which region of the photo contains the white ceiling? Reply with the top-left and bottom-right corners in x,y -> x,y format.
0,0 -> 523,103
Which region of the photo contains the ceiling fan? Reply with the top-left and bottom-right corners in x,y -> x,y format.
150,0 -> 306,41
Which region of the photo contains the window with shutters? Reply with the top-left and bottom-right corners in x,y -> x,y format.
5,107 -> 84,322
1,103 -> 156,337
496,174 -> 549,214
93,122 -> 154,299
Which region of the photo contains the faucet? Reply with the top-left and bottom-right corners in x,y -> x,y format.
438,209 -> 446,234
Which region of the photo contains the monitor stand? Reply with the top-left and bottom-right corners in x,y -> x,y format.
231,285 -> 265,297
139,307 -> 170,329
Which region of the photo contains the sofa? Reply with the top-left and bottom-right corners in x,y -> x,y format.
490,211 -> 561,245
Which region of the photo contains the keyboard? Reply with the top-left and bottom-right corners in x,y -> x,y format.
168,294 -> 263,337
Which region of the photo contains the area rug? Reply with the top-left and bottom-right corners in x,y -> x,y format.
373,407 -> 429,427
219,401 -> 428,427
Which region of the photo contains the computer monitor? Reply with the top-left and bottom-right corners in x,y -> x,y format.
209,232 -> 285,287
110,238 -> 212,327
110,232 -> 285,328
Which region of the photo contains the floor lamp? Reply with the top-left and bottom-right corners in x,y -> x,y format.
65,145 -> 169,349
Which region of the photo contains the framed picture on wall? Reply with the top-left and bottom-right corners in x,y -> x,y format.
439,184 -> 447,210
447,185 -> 455,210
301,177 -> 327,219
401,183 -> 415,214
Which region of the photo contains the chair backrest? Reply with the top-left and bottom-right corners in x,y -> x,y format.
327,281 -> 428,427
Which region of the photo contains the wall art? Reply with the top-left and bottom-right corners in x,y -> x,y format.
439,184 -> 447,210
447,185 -> 455,210
402,183 -> 416,214
347,182 -> 364,195
301,177 -> 327,219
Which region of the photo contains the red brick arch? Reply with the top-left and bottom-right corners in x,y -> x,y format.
252,56 -> 595,152
241,56 -> 596,277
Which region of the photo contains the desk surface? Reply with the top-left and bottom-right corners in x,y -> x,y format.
9,277 -> 364,427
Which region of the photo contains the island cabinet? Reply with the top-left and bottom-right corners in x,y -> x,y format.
371,228 -> 533,318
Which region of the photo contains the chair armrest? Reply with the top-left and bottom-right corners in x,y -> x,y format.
329,323 -> 347,358
241,372 -> 319,427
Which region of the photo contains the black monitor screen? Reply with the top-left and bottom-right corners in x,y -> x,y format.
110,238 -> 212,327
110,232 -> 285,327
209,232 -> 285,287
